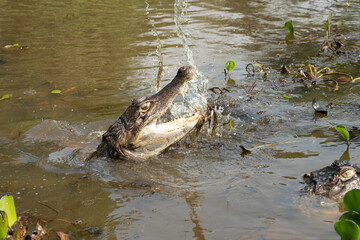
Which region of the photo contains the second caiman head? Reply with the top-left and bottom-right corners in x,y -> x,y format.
303,160 -> 360,201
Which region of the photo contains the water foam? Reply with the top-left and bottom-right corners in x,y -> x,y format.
171,0 -> 208,117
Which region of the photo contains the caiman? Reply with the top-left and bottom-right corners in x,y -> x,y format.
303,160 -> 360,201
89,66 -> 210,161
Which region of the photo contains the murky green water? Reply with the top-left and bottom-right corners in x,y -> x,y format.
1,0 -> 360,239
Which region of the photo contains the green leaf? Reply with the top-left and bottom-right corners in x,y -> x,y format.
283,95 -> 289,100
284,21 -> 294,35
324,22 -> 329,31
51,90 -> 62,94
344,189 -> 360,212
225,60 -> 235,73
3,43 -> 19,48
0,211 -> 8,240
0,94 -> 13,101
0,195 -> 17,227
334,219 -> 360,240
335,125 -> 350,144
340,211 -> 360,227
327,11 -> 332,26
325,12 -> 332,36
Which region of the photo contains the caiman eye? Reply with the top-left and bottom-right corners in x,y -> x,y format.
139,101 -> 152,115
339,167 -> 356,181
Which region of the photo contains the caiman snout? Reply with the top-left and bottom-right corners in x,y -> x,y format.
177,65 -> 196,80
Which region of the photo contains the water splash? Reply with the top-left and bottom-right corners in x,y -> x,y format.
145,1 -> 163,92
171,0 -> 209,117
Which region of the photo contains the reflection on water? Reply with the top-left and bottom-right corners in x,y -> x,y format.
1,0 -> 360,239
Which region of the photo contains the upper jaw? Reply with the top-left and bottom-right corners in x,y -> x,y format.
147,66 -> 196,120
125,66 -> 201,159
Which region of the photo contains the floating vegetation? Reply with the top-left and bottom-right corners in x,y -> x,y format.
225,60 -> 235,77
0,195 -> 17,239
0,94 -> 12,101
51,85 -> 78,95
3,43 -> 19,49
284,21 -> 294,36
51,90 -> 62,94
324,12 -> 334,52
225,60 -> 235,85
0,195 -> 73,239
223,118 -> 232,129
284,21 -> 296,44
335,125 -> 350,146
3,43 -> 28,50
283,64 -> 360,91
335,189 -> 360,240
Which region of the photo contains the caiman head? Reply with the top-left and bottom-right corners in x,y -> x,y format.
92,66 -> 208,161
303,160 -> 360,201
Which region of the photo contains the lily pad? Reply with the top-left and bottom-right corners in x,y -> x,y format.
344,189 -> 360,212
0,195 -> 17,227
340,211 -> 360,227
334,219 -> 360,240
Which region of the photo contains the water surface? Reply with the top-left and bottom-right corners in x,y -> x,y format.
1,0 -> 360,239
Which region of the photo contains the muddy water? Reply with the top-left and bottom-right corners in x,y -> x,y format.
1,0 -> 360,239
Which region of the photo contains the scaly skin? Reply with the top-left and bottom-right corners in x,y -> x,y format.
303,160 -> 360,201
89,66 -> 210,161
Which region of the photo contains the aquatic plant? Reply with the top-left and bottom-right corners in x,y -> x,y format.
335,125 -> 350,146
284,21 -> 294,35
51,90 -> 62,94
223,118 -> 232,129
284,21 -> 298,44
0,94 -> 12,101
225,60 -> 235,77
3,43 -> 19,49
0,195 -> 17,239
335,189 -> 360,240
0,195 -> 51,239
324,11 -> 336,52
293,64 -> 360,91
50,85 -> 78,95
